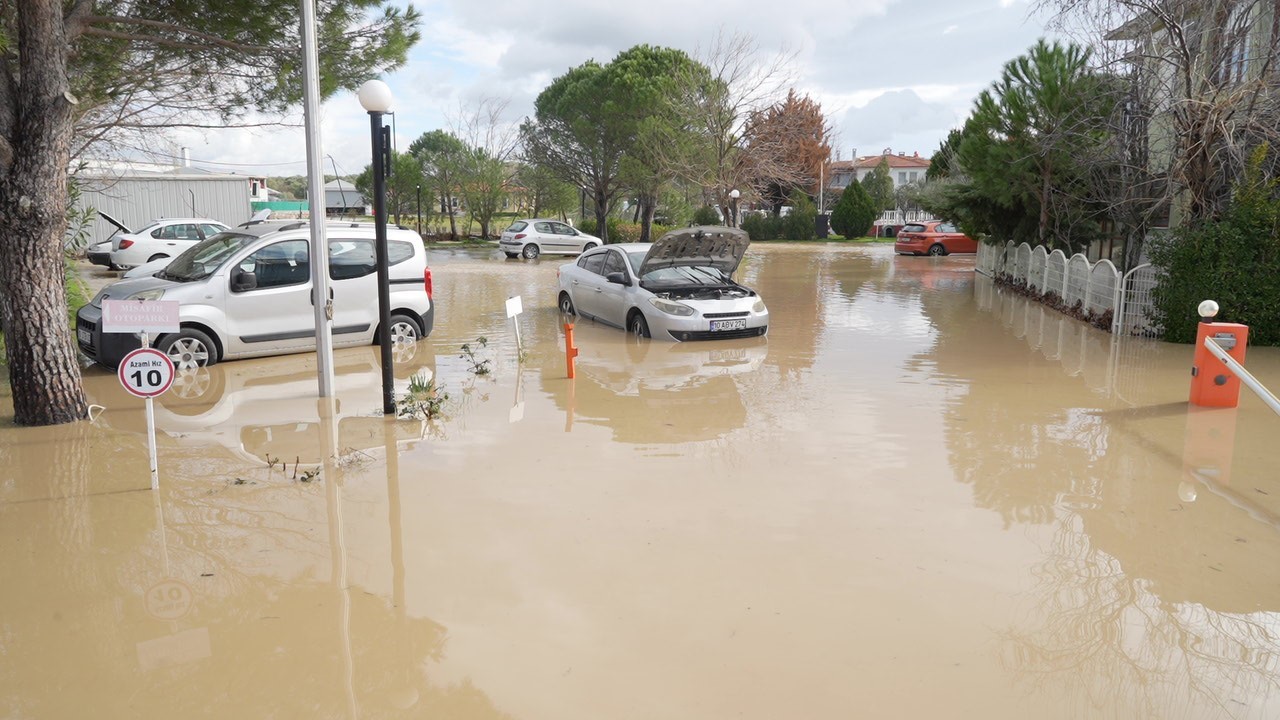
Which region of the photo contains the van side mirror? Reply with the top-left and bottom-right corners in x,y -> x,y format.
232,271 -> 257,291
606,271 -> 629,286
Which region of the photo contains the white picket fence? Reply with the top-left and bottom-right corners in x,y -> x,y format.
975,241 -> 1161,337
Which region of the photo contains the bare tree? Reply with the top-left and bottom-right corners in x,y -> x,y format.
449,97 -> 520,239
1037,0 -> 1280,266
667,31 -> 798,226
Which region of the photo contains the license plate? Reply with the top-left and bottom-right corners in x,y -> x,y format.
710,319 -> 747,332
77,328 -> 91,345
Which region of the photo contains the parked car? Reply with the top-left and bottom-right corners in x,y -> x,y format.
499,218 -> 601,259
85,212 -> 134,270
556,226 -> 768,341
77,222 -> 434,369
894,221 -> 977,256
107,217 -> 231,270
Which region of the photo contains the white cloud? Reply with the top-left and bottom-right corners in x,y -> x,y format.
111,0 -> 1055,177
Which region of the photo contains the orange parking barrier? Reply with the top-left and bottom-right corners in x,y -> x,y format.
1191,320 -> 1249,408
564,322 -> 579,379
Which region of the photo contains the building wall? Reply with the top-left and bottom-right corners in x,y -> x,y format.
75,174 -> 252,243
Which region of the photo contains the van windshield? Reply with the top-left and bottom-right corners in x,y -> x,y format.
159,232 -> 258,282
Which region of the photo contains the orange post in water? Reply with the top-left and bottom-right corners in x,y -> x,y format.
564,322 -> 579,379
1190,321 -> 1249,408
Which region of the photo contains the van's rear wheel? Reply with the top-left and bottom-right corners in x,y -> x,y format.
385,313 -> 421,345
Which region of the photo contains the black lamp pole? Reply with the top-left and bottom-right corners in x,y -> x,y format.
369,110 -> 395,414
416,184 -> 422,236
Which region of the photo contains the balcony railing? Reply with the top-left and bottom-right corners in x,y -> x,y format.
874,209 -> 935,225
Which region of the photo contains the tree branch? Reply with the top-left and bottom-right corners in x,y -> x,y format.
80,15 -> 274,54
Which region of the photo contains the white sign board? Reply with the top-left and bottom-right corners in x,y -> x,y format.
118,348 -> 176,398
505,295 -> 523,318
102,299 -> 180,334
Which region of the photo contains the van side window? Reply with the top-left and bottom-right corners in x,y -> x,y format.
329,239 -> 376,280
329,239 -> 415,280
388,240 -> 414,265
236,240 -> 309,291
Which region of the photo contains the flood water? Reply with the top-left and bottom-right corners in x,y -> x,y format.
3,244 -> 1280,718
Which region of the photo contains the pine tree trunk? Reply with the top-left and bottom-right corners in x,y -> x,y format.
594,188 -> 609,244
0,0 -> 89,426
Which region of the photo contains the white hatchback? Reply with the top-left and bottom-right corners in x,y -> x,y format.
77,222 -> 435,369
556,226 -> 769,341
499,218 -> 601,259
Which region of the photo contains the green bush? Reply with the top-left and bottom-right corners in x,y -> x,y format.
830,181 -> 877,239
577,218 -> 671,243
783,196 -> 817,241
741,213 -> 782,241
692,205 -> 722,225
1150,150 -> 1280,344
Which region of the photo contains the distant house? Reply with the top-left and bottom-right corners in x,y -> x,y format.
323,179 -> 365,215
827,148 -> 932,194
824,148 -> 936,236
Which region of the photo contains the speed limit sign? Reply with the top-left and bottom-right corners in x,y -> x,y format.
118,347 -> 175,398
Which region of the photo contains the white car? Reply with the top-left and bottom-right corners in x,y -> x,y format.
556,226 -> 769,341
108,217 -> 230,270
76,222 -> 435,369
499,218 -> 601,259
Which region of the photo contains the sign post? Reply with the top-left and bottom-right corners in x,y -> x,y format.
103,300 -> 180,490
506,295 -> 524,352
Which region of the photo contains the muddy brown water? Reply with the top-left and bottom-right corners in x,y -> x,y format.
3,244 -> 1280,718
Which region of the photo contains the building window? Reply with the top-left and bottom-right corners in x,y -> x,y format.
898,171 -> 907,184
909,172 -> 918,183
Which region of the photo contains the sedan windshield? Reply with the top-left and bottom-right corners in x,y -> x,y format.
626,252 -> 730,287
159,232 -> 257,281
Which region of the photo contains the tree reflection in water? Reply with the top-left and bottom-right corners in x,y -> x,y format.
944,278 -> 1280,716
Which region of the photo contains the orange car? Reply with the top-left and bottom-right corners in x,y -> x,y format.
894,221 -> 978,256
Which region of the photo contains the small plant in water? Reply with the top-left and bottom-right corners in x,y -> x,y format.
298,468 -> 321,483
461,336 -> 492,376
397,371 -> 449,420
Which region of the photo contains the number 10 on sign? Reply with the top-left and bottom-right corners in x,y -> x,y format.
117,344 -> 176,490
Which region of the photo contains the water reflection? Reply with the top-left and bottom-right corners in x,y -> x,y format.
541,324 -> 766,443
0,396 -> 506,718
949,277 -> 1280,717
83,343 -> 438,466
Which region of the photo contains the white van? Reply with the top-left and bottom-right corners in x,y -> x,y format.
76,222 -> 434,369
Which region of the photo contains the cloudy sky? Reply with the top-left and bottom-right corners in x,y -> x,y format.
161,0 -> 1057,178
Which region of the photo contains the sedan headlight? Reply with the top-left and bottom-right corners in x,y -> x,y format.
127,289 -> 166,301
752,299 -> 767,313
649,298 -> 695,316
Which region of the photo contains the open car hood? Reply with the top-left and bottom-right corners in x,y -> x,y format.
637,226 -> 750,277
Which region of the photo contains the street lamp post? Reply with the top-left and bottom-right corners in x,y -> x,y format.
416,184 -> 422,236
729,188 -> 741,228
358,79 -> 396,415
